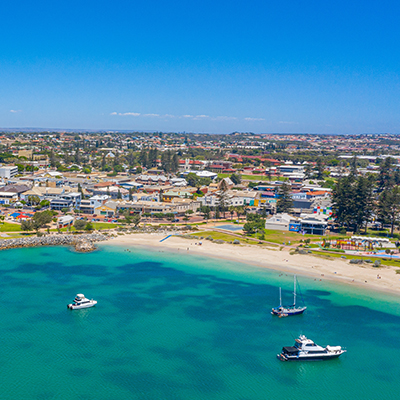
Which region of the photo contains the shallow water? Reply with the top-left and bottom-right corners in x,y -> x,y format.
0,244 -> 399,400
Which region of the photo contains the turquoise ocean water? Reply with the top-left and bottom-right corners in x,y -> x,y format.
1,244 -> 400,400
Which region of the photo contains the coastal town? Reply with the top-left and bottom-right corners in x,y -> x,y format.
3,0 -> 400,397
1,130 -> 400,277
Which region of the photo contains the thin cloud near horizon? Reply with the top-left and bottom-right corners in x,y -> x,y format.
111,112 -> 264,122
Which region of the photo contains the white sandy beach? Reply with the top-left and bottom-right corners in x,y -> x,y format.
106,233 -> 400,295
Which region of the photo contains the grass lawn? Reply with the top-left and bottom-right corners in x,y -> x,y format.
190,230 -> 278,247
246,229 -> 349,245
50,222 -> 118,232
0,232 -> 32,239
311,250 -> 400,268
92,222 -> 117,230
246,229 -> 316,244
0,222 -> 22,232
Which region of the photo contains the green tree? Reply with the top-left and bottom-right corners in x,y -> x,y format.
187,172 -> 198,187
161,150 -> 172,173
377,186 -> 400,236
200,205 -> 211,220
30,210 -> 53,231
50,149 -> 57,168
228,206 -> 236,221
235,206 -> 245,221
172,153 -> 180,173
28,195 -> 41,206
230,173 -> 241,185
21,219 -> 33,232
305,164 -> 313,179
316,158 -> 324,180
138,148 -> 148,168
84,221 -> 94,231
332,174 -> 374,233
353,175 -> 374,233
126,151 -> 136,168
132,213 -> 141,227
113,165 -> 124,174
377,157 -> 395,192
243,214 -> 265,235
39,200 -> 50,208
276,183 -> 293,214
74,219 -> 87,230
148,148 -> 158,168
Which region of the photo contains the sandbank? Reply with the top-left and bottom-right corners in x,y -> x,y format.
105,233 -> 400,295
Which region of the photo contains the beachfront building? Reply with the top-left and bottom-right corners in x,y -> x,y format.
265,213 -> 300,231
61,192 -> 81,208
114,199 -> 200,216
57,215 -> 74,229
94,202 -> 117,217
80,195 -> 109,214
300,215 -> 328,235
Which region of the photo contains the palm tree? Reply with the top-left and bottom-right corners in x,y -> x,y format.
228,206 -> 236,221
235,206 -> 245,222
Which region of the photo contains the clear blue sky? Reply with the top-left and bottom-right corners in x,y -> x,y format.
1,1 -> 400,134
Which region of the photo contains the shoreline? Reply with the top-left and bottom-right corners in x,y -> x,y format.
105,233 -> 400,296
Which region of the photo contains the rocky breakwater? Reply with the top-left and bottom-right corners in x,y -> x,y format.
0,233 -> 109,253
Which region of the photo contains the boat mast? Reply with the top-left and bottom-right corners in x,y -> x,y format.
293,275 -> 296,306
279,287 -> 282,307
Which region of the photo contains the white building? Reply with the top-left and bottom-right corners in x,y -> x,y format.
57,215 -> 74,229
0,191 -> 18,205
0,166 -> 18,179
265,213 -> 299,231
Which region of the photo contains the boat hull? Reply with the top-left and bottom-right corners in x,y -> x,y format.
271,307 -> 306,316
278,351 -> 345,361
67,301 -> 97,310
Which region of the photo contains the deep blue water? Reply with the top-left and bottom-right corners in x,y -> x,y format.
0,244 -> 399,400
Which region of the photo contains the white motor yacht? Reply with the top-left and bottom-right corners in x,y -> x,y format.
277,335 -> 346,361
67,294 -> 97,310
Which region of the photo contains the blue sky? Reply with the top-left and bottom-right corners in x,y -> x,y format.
1,1 -> 399,133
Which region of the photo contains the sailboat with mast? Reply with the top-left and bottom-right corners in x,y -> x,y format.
271,275 -> 307,317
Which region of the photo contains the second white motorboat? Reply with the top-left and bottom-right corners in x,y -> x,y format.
277,335 -> 346,361
67,294 -> 97,310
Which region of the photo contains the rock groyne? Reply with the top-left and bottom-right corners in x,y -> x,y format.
0,234 -> 109,252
